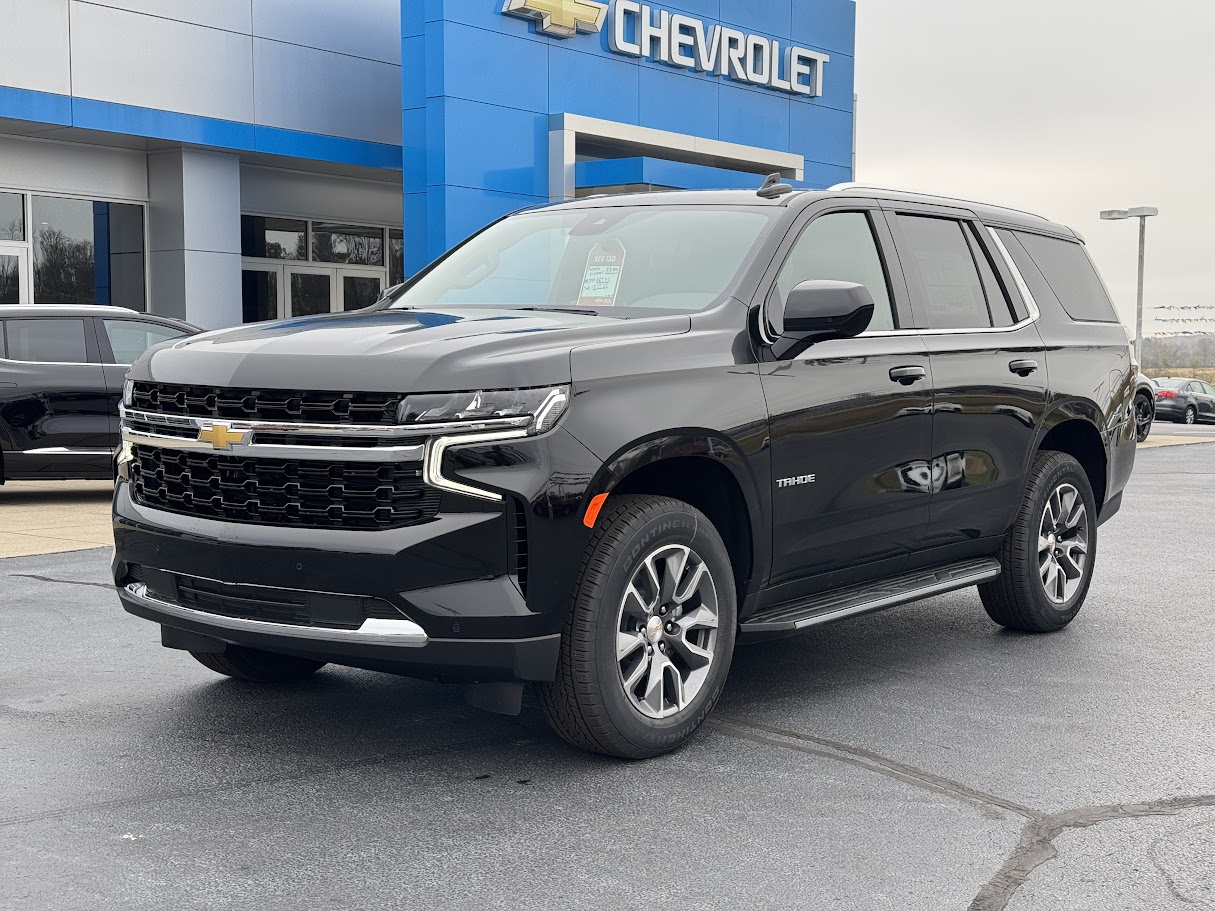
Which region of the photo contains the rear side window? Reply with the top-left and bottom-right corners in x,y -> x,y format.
896,215 -> 991,330
102,319 -> 187,364
1012,232 -> 1119,323
5,318 -> 88,363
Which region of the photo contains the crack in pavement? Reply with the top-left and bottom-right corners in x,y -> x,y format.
968,796 -> 1215,911
9,573 -> 114,591
712,717 -> 1037,818
713,717 -> 1215,911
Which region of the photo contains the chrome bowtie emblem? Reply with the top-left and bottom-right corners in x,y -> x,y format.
501,0 -> 608,38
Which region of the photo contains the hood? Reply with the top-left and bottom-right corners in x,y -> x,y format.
137,307 -> 690,392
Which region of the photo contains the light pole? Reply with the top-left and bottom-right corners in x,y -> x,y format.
1100,206 -> 1159,361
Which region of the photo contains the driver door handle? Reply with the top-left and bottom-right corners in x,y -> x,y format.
889,366 -> 927,385
1009,359 -> 1039,376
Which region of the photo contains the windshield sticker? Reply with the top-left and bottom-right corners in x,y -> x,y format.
578,241 -> 626,307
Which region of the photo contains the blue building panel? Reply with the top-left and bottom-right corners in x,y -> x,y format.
401,0 -> 856,270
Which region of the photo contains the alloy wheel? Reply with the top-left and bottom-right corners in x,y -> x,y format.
1038,482 -> 1089,605
1134,397 -> 1153,439
615,544 -> 720,719
1185,408 -> 1197,425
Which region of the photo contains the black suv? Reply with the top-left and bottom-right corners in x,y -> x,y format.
112,186 -> 1137,758
1,305 -> 195,482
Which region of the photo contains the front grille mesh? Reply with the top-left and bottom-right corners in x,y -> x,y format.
130,382 -> 403,426
129,444 -> 440,530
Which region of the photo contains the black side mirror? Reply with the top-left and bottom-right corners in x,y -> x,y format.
771,280 -> 874,359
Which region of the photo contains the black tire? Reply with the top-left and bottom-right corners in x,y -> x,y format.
979,451 -> 1097,633
1134,393 -> 1153,443
191,646 -> 326,683
539,495 -> 737,759
1184,406 -> 1197,425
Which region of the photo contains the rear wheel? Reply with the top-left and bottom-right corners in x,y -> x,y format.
1184,406 -> 1197,425
539,495 -> 737,759
191,646 -> 326,683
979,451 -> 1096,633
1134,393 -> 1154,442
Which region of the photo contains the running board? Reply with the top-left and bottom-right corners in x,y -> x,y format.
740,558 -> 1001,640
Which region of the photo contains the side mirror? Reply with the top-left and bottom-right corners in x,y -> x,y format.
771,280 -> 874,358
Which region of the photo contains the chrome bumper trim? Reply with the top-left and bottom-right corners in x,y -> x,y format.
122,582 -> 429,648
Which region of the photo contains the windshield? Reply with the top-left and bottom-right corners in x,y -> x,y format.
389,206 -> 774,313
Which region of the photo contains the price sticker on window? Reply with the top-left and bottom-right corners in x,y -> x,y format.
578,241 -> 626,307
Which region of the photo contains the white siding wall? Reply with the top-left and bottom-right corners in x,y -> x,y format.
4,0 -> 402,147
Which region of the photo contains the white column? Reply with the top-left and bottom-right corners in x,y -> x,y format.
147,148 -> 242,328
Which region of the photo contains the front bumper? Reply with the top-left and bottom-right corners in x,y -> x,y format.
116,580 -> 560,683
111,426 -> 602,683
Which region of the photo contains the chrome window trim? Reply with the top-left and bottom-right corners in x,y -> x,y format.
123,583 -> 429,648
423,429 -> 530,502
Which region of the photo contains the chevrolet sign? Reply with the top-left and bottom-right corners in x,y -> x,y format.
503,0 -> 829,98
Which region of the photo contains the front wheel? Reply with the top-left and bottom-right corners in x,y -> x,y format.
539,495 -> 737,759
1134,394 -> 1154,442
979,451 -> 1097,633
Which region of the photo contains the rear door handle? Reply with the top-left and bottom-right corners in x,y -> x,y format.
889,366 -> 927,385
1009,359 -> 1038,376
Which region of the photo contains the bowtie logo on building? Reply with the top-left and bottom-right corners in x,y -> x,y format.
502,0 -> 609,38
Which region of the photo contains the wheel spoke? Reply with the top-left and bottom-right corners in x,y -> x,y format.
669,632 -> 713,670
673,561 -> 707,605
656,548 -> 689,606
617,631 -> 645,662
641,652 -> 667,716
679,604 -> 719,632
622,650 -> 651,693
622,583 -> 653,619
665,664 -> 686,712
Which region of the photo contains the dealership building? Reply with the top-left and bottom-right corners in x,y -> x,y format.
0,0 -> 856,328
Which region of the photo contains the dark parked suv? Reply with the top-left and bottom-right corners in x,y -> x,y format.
1,305 -> 195,482
112,185 -> 1137,758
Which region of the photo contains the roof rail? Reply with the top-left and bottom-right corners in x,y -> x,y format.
827,183 -> 1049,222
0,303 -> 140,312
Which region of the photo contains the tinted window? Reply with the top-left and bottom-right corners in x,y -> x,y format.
965,225 -> 1015,327
343,275 -> 381,311
775,212 -> 895,332
241,216 -> 306,260
1013,232 -> 1118,323
5,318 -> 88,363
0,192 -> 24,241
389,229 -> 404,286
897,215 -> 990,330
102,319 -> 186,364
32,197 -> 146,309
312,223 -> 384,266
1187,382 -> 1204,394
242,269 -> 279,323
1203,382 -> 1215,396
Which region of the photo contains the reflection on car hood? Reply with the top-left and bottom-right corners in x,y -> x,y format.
136,307 -> 691,392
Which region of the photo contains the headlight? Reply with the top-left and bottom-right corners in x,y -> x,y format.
397,386 -> 569,435
122,378 -> 135,407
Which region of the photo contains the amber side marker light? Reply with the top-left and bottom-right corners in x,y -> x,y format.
584,493 -> 609,528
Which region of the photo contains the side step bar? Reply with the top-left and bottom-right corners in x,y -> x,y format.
739,558 -> 1001,640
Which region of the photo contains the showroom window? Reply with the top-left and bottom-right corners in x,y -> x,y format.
0,191 -> 148,309
240,215 -> 399,323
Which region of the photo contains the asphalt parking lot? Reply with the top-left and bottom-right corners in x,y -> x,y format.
2,440 -> 1213,910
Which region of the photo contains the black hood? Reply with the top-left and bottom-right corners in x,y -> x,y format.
136,307 -> 690,392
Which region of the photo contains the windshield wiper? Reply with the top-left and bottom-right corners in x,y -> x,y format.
516,307 -> 604,316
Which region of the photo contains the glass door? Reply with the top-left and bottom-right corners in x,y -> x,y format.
0,245 -> 29,304
338,268 -> 384,311
286,266 -> 335,318
241,263 -> 284,322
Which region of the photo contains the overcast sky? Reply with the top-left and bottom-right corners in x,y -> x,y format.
853,0 -> 1215,338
